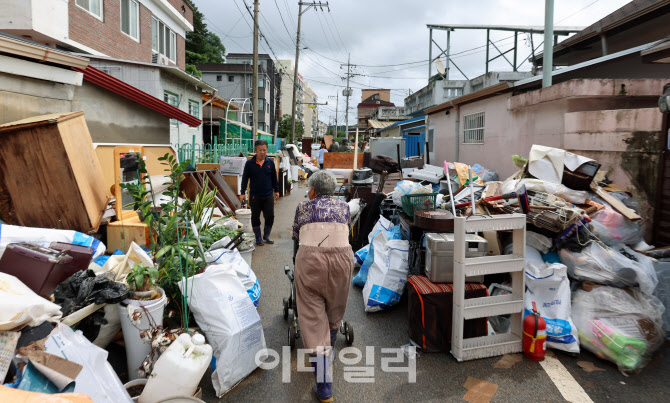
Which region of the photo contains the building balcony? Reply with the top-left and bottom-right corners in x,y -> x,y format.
0,0 -> 69,48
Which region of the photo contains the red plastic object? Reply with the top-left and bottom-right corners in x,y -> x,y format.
523,301 -> 547,361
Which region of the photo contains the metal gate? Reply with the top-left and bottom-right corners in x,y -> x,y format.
403,128 -> 426,157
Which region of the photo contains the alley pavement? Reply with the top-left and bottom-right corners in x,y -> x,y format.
200,181 -> 670,402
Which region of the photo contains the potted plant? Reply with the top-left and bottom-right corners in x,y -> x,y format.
118,263 -> 167,381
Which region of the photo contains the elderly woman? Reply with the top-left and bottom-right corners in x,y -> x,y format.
292,170 -> 353,403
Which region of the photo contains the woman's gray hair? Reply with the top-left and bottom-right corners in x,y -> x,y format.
308,170 -> 337,196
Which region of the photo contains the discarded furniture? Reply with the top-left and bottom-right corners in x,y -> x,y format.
0,112 -> 110,233
451,214 -> 526,361
323,152 -> 365,169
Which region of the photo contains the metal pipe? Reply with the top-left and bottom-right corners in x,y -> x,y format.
454,104 -> 460,161
513,31 -> 518,71
485,29 -> 490,74
446,29 -> 451,80
542,0 -> 554,88
428,28 -> 433,81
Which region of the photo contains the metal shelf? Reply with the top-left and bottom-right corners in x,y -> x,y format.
451,333 -> 523,362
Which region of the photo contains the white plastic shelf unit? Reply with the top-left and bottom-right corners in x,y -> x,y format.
451,214 -> 526,361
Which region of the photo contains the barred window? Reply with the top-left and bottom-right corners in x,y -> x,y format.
463,111 -> 485,144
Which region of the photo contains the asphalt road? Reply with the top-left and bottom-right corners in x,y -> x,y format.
200,181 -> 670,402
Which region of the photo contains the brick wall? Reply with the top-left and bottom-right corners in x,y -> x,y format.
69,0 -> 186,69
167,0 -> 193,25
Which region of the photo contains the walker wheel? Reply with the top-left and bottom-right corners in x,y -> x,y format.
288,326 -> 296,350
344,322 -> 354,345
283,298 -> 289,320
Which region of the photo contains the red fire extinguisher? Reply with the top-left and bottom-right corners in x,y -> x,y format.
523,301 -> 547,361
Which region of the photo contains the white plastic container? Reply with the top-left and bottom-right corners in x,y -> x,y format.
235,209 -> 253,233
117,287 -> 166,381
239,247 -> 254,267
139,333 -> 213,403
290,165 -> 299,181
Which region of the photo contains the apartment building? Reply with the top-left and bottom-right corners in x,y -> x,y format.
277,59 -> 305,124
0,0 -> 194,70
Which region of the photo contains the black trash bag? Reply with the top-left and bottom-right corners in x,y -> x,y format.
55,270 -> 130,316
54,270 -> 130,341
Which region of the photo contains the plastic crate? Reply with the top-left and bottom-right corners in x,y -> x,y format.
401,193 -> 438,217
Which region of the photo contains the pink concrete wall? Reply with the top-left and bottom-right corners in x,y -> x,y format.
429,93 -> 566,179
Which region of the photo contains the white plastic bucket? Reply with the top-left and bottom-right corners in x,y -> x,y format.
290,165 -> 300,181
235,209 -> 253,233
118,287 -> 166,381
239,247 -> 254,267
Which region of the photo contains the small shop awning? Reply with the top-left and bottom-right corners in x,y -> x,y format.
72,65 -> 202,127
368,119 -> 396,130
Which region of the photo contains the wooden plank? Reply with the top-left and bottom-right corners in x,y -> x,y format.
323,152 -> 365,169
0,112 -> 105,232
106,216 -> 150,253
58,114 -> 109,232
205,170 -> 242,212
223,175 -> 241,194
591,185 -> 642,222
196,163 -> 219,171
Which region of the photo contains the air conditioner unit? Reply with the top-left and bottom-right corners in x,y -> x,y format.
159,55 -> 169,66
248,87 -> 253,95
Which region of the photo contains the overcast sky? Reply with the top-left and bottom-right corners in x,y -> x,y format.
194,0 -> 631,125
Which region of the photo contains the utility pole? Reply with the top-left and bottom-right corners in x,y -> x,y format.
542,0 -> 554,88
252,0 -> 259,141
342,53 -> 352,141
328,93 -> 338,136
290,1 -> 329,145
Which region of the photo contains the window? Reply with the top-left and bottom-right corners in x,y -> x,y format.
121,0 -> 139,40
258,99 -> 265,111
463,111 -> 485,144
258,76 -> 265,88
228,75 -> 235,82
152,17 -> 177,62
258,123 -> 265,131
75,0 -> 103,20
164,91 -> 179,127
188,100 -> 199,118
216,75 -> 222,81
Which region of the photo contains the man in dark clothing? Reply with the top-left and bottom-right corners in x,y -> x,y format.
239,140 -> 279,246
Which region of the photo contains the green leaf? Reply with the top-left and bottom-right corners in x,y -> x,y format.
155,245 -> 172,259
134,273 -> 144,289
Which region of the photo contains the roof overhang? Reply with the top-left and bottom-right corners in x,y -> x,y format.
0,34 -> 89,69
73,65 -> 201,127
425,82 -> 512,114
75,53 -> 215,91
514,42 -> 655,88
642,37 -> 670,63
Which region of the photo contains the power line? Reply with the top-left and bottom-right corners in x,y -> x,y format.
273,0 -> 296,45
556,0 -> 601,24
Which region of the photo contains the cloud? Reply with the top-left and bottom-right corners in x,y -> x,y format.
194,0 -> 632,125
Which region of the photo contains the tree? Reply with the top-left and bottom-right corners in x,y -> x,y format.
185,1 -> 226,76
278,114 -> 304,140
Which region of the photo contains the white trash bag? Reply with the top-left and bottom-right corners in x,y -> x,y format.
0,272 -> 62,331
363,239 -> 410,312
524,247 -> 580,353
203,248 -> 261,307
179,264 -> 267,397
45,323 -> 132,403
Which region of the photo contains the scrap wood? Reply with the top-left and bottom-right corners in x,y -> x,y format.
463,377 -> 498,403
493,354 -> 523,369
590,186 -> 641,222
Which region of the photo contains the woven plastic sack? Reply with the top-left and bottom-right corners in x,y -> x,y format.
653,262 -> 670,340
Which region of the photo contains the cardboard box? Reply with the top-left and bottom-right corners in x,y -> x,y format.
220,156 -> 247,176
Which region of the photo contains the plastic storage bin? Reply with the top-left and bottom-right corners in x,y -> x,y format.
401,193 -> 438,217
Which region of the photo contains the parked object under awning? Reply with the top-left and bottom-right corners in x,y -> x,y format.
72,66 -> 202,127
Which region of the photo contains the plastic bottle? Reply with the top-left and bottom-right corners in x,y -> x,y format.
138,333 -> 213,403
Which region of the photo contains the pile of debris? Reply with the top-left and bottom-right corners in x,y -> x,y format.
350,143 -> 668,374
